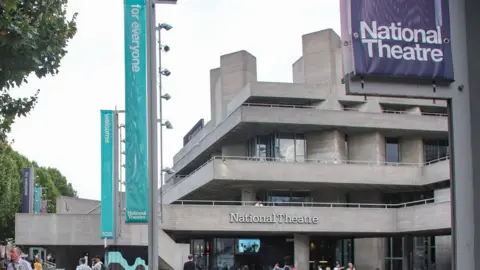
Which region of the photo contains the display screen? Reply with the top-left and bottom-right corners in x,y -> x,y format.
236,239 -> 261,253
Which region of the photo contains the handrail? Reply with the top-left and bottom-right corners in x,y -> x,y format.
171,196 -> 450,208
242,103 -> 448,117
163,155 -> 451,191
174,102 -> 447,174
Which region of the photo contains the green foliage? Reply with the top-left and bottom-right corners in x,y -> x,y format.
0,0 -> 78,143
0,147 -> 77,242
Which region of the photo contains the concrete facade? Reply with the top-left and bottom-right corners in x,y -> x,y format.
165,29 -> 451,270
15,29 -> 452,270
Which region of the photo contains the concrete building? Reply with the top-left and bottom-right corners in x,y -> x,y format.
15,29 -> 452,270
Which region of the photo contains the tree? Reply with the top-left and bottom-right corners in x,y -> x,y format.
0,0 -> 77,144
0,147 -> 77,242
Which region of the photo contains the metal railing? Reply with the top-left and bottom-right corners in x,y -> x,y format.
171,196 -> 450,209
162,155 -> 450,193
242,103 -> 448,117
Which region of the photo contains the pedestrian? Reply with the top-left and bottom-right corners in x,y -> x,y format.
6,248 -> 32,270
91,256 -> 105,270
183,254 -> 195,270
77,258 -> 91,270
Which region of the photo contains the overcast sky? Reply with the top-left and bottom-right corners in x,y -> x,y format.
10,0 -> 341,200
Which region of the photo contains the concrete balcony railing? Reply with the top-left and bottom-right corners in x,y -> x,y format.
172,103 -> 448,173
15,196 -> 451,247
162,156 -> 450,204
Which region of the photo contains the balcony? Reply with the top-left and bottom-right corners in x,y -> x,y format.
15,197 -> 451,246
172,103 -> 448,176
164,198 -> 451,235
163,156 -> 450,204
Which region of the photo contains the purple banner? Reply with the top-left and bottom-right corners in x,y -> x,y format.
22,168 -> 31,213
349,0 -> 454,81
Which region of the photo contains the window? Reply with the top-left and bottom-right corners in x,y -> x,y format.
267,190 -> 312,205
424,139 -> 449,162
214,238 -> 234,270
248,133 -> 306,162
386,138 -> 400,163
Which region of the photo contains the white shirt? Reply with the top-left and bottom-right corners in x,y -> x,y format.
92,262 -> 103,270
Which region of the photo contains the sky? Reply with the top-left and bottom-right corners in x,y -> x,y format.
9,0 -> 341,200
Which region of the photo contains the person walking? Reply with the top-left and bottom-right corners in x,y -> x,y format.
91,256 -> 105,270
77,258 -> 92,270
183,255 -> 195,270
6,248 -> 32,270
33,257 -> 42,270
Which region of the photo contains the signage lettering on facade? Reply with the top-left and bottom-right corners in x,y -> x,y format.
347,0 -> 454,81
229,213 -> 319,224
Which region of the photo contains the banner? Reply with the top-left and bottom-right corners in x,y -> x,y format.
101,110 -> 115,238
22,168 -> 34,213
124,0 -> 148,223
348,0 -> 454,81
33,186 -> 41,213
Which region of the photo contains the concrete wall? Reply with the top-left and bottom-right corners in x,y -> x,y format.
399,137 -> 424,163
56,196 -> 100,214
15,214 -> 188,270
348,132 -> 385,163
294,234 -> 309,270
305,130 -> 346,161
434,188 -> 452,270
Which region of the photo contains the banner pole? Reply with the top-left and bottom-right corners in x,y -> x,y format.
147,1 -> 159,270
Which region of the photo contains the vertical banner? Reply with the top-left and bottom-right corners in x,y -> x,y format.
21,168 -> 34,213
124,0 -> 148,223
346,0 -> 454,81
101,110 -> 115,238
33,186 -> 41,213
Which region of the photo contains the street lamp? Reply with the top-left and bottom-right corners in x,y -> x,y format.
160,69 -> 171,76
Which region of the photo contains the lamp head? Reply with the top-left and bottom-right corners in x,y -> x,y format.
164,120 -> 173,129
161,93 -> 171,101
159,23 -> 173,31
161,69 -> 171,76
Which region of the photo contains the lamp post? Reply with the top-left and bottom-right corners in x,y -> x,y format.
146,1 -> 176,270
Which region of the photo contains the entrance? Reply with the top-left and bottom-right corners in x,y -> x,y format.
309,237 -> 354,269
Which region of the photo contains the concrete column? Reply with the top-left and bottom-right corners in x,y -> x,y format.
399,137 -> 424,164
358,99 -> 383,113
222,143 -> 247,157
294,234 -> 310,270
347,132 -> 385,164
315,98 -> 343,110
402,236 -> 413,270
240,187 -> 256,203
354,238 -> 385,270
306,130 -> 346,162
210,68 -> 222,126
434,188 -> 452,270
292,57 -> 305,84
435,236 -> 452,270
301,29 -> 340,85
405,106 -> 422,115
220,50 -> 257,118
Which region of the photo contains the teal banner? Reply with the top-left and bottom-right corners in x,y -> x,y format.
101,110 -> 115,238
33,186 -> 41,213
124,0 -> 148,223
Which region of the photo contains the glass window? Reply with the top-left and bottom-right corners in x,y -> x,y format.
386,138 -> 400,163
214,238 -> 234,270
424,139 -> 449,162
277,133 -> 295,161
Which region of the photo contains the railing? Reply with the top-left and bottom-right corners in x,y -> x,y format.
174,102 -> 447,172
163,155 -> 451,192
242,103 -> 448,117
171,196 -> 451,209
